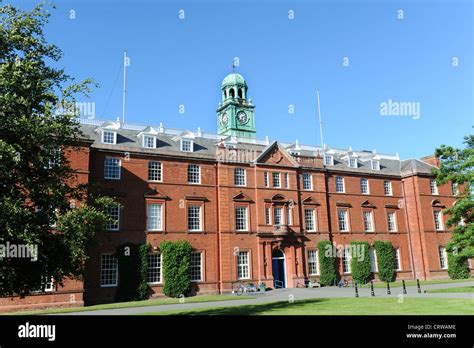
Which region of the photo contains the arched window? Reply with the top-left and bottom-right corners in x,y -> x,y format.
238,88 -> 243,98
229,88 -> 235,98
223,90 -> 227,98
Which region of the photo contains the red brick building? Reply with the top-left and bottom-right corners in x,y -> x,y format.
2,73 -> 471,310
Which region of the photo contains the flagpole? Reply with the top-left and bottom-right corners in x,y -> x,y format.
122,50 -> 127,126
317,89 -> 324,147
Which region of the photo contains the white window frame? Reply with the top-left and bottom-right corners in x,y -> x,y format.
324,154 -> 334,166
273,207 -> 283,225
234,167 -> 246,187
348,157 -> 357,168
100,254 -> 118,287
393,248 -> 401,271
439,246 -> 448,270
304,208 -> 316,232
342,248 -> 351,274
308,250 -> 319,275
384,181 -> 392,195
187,205 -> 202,232
102,130 -> 117,144
147,253 -> 162,284
265,207 -> 271,225
284,172 -> 289,188
104,157 -> 121,180
430,179 -> 439,195
181,139 -> 193,152
235,206 -> 248,231
237,251 -> 250,280
363,210 -> 374,232
148,161 -> 162,182
143,135 -> 156,149
338,209 -> 349,232
360,178 -> 369,194
272,172 -> 281,188
187,164 -> 201,184
286,206 -> 292,226
147,203 -> 163,231
371,159 -> 380,170
434,210 -> 444,231
369,248 -> 378,272
302,173 -> 312,191
190,251 -> 203,282
106,204 -> 120,231
335,176 -> 345,193
452,182 -> 458,196
264,171 -> 269,187
387,212 -> 397,232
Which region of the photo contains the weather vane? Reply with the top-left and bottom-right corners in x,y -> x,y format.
231,61 -> 237,72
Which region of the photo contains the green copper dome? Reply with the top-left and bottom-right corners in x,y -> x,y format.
222,73 -> 247,87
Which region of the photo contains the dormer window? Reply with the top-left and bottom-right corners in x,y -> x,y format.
181,139 -> 193,152
143,135 -> 156,149
371,159 -> 380,170
324,154 -> 334,166
348,157 -> 358,168
102,130 -> 116,144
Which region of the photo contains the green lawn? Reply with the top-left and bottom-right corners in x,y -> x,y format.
142,298 -> 474,316
372,278 -> 473,289
6,294 -> 253,315
426,286 -> 474,293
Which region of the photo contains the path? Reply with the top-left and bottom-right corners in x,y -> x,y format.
56,280 -> 473,315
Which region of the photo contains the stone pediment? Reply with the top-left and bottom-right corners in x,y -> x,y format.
254,141 -> 299,167
233,192 -> 253,202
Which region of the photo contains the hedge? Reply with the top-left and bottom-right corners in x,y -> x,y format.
115,243 -> 149,302
350,241 -> 371,284
447,253 -> 470,279
374,241 -> 395,282
317,240 -> 337,286
160,240 -> 192,297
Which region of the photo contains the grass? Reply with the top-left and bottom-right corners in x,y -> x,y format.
425,286 -> 474,293
142,298 -> 474,316
6,294 -> 253,315
372,278 -> 473,289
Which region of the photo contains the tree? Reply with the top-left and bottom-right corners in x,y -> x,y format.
432,135 -> 473,278
0,3 -> 107,296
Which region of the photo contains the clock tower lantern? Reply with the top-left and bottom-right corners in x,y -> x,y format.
217,73 -> 256,139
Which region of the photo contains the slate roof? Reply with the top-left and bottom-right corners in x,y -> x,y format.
78,119 -> 433,177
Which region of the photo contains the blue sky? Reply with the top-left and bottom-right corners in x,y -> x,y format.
9,0 -> 473,158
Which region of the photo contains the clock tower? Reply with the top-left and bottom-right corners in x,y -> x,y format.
217,73 -> 256,139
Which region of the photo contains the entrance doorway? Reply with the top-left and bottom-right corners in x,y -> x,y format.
272,249 -> 286,288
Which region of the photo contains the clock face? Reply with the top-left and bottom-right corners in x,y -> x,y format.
236,111 -> 248,125
221,113 -> 228,126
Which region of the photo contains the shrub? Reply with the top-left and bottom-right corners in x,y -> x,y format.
350,241 -> 371,284
317,240 -> 337,286
160,240 -> 192,297
447,253 -> 470,279
374,241 -> 395,282
115,243 -> 149,302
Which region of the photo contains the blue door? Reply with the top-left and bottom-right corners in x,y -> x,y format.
272,249 -> 286,288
